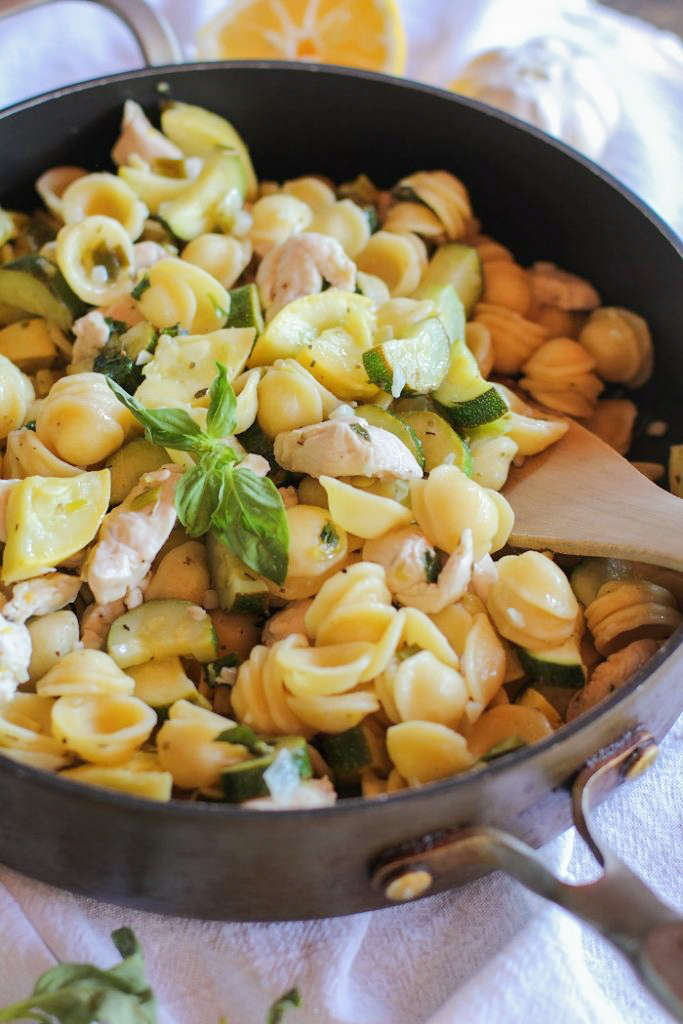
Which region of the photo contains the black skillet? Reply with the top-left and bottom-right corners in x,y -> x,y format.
0,0 -> 682,1016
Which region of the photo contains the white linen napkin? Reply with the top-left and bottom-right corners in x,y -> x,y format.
0,2 -> 682,1022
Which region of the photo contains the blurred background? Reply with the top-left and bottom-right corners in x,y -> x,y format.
0,0 -> 681,231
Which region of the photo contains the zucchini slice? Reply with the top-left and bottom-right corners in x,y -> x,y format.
161,101 -> 258,200
107,599 -> 218,668
420,243 -> 483,316
363,316 -> 450,396
105,438 -> 169,506
227,283 -> 263,333
207,530 -> 270,614
121,320 -> 158,361
569,557 -> 633,608
355,404 -> 425,470
434,339 -> 507,428
158,149 -> 247,241
219,736 -> 312,802
411,282 -> 465,344
398,408 -> 472,475
316,724 -> 388,787
517,639 -> 586,688
0,255 -> 86,331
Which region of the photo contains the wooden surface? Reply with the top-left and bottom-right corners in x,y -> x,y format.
504,419 -> 683,572
602,0 -> 683,37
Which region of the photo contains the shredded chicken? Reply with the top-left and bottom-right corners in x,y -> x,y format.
236,453 -> 270,477
364,527 -> 473,613
245,777 -> 337,810
71,311 -> 110,364
3,574 -> 81,624
80,599 -> 126,650
278,485 -> 298,509
262,600 -> 313,646
567,638 -> 660,720
274,416 -> 423,480
133,240 -> 169,272
529,262 -> 600,311
0,613 -> 31,704
111,99 -> 182,167
83,465 -> 182,605
99,295 -> 144,328
257,232 -> 356,318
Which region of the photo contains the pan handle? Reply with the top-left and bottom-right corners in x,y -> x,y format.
0,0 -> 183,66
371,728 -> 683,1022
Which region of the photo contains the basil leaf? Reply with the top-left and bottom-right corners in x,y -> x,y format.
131,273 -> 150,300
268,988 -> 301,1024
212,468 -> 288,585
0,927 -> 156,1024
206,362 -> 237,439
175,460 -> 222,537
106,378 -> 205,451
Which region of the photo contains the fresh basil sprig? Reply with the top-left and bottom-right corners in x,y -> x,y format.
0,927 -> 155,1023
106,365 -> 288,584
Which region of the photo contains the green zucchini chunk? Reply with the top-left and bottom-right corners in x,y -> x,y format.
316,724 -> 385,786
207,530 -> 270,614
517,640 -> 586,688
434,338 -> 507,428
105,438 -> 169,506
363,316 -> 450,395
227,283 -> 264,333
411,282 -> 465,344
220,736 -> 312,802
355,403 -> 425,470
0,254 -> 86,330
398,408 -> 472,475
107,599 -> 217,668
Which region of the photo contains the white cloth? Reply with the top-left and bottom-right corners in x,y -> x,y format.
0,2 -> 682,1022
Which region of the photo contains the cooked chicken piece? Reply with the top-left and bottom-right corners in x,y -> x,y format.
257,232 -> 356,317
133,241 -> 169,272
80,599 -> 126,650
470,554 -> 498,602
567,638 -> 660,720
274,417 -> 423,480
83,465 -> 182,605
0,613 -> 31,704
111,100 -> 182,167
3,574 -> 81,624
364,527 -> 473,613
236,454 -> 270,477
99,295 -> 144,328
262,600 -> 313,645
278,485 -> 299,509
245,777 -> 337,810
71,311 -> 110,364
529,262 -> 600,311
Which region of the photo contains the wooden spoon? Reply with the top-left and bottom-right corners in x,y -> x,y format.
503,419 -> 683,572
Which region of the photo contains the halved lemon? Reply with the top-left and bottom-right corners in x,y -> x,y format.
196,0 -> 406,75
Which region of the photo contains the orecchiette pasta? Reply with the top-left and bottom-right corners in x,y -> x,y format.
61,173 -> 148,240
487,552 -> 579,649
37,372 -> 137,466
0,97 -> 668,808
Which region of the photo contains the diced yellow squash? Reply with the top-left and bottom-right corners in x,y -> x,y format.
2,470 -> 110,584
60,763 -> 173,801
134,327 -> 255,409
0,318 -> 62,371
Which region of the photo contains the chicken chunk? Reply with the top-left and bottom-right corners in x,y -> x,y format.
274,417 -> 423,480
3,573 -> 81,624
80,599 -> 126,650
262,600 -> 313,646
245,777 -> 337,810
257,232 -> 356,318
470,554 -> 499,602
236,453 -> 270,478
529,262 -> 600,311
83,465 -> 182,605
567,638 -> 660,720
133,241 -> 169,272
364,527 -> 473,613
111,100 -> 182,168
0,613 -> 31,704
71,311 -> 110,364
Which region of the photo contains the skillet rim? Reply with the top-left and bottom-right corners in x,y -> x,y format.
0,59 -> 681,822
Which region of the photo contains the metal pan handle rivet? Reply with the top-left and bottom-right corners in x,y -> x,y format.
384,867 -> 433,902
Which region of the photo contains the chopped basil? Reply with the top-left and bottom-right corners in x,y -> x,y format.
319,521 -> 339,548
131,273 -> 151,300
350,422 -> 371,442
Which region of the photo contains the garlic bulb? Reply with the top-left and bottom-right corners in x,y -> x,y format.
452,37 -> 620,159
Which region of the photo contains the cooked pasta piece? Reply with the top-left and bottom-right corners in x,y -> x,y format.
36,166 -> 87,219
383,201 -> 444,239
466,704 -> 554,760
584,398 -> 638,455
377,651 -> 468,728
182,234 -> 252,289
36,372 -> 137,467
309,199 -> 371,258
356,231 -> 426,297
520,338 -> 603,418
470,435 -> 519,490
528,262 -> 600,311
474,302 -> 549,374
395,171 -> 473,240
257,361 -> 324,437
585,581 -> 681,656
135,257 -> 232,334
61,173 -> 148,240
0,354 -> 34,439
0,693 -> 63,756
27,610 -> 80,682
579,307 -> 653,388
4,428 -> 81,478
51,693 -> 156,765
386,721 -> 474,784
56,215 -> 135,305
487,551 -> 579,649
282,176 -> 336,211
156,700 -> 248,789
482,260 -> 533,316
471,234 -> 514,264
37,649 -> 134,697
248,194 -> 312,256
465,322 -> 494,377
